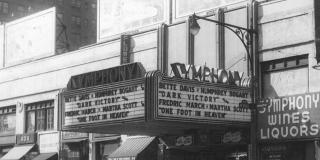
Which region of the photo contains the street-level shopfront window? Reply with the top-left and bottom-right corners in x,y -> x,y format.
0,105 -> 16,158
62,141 -> 89,160
95,140 -> 120,160
260,141 -> 316,160
0,105 -> 16,135
25,100 -> 54,132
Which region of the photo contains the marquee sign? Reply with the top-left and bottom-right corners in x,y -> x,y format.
257,92 -> 320,141
60,63 -> 252,133
61,78 -> 145,129
146,71 -> 252,125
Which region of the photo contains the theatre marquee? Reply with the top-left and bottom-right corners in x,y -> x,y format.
59,63 -> 252,133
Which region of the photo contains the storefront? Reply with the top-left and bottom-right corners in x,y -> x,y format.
92,134 -> 121,160
34,132 -> 59,160
1,133 -> 38,160
0,105 -> 16,159
59,62 -> 253,160
257,92 -> 320,160
60,132 -> 89,160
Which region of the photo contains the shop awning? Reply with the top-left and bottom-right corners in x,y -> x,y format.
108,137 -> 155,159
32,152 -> 57,160
0,144 -> 34,160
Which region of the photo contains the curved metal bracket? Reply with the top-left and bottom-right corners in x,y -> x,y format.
190,14 -> 257,73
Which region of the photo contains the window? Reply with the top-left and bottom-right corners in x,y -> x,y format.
91,3 -> 96,9
71,0 -> 80,8
71,16 -> 76,23
84,2 -> 88,9
25,100 -> 54,132
72,16 -> 81,26
91,20 -> 96,25
83,19 -> 88,28
3,2 -> 8,14
17,5 -> 25,17
261,55 -> 308,97
57,13 -> 63,21
76,17 -> 81,25
0,106 -> 16,135
76,0 -> 81,8
58,0 -> 63,5
71,0 -> 76,6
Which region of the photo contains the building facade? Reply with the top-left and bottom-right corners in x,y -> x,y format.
0,0 -> 319,160
0,0 -> 97,53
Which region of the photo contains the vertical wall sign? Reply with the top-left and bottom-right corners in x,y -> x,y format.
258,92 -> 320,141
120,35 -> 132,64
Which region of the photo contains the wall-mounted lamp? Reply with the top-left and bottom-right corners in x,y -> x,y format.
188,13 -> 257,71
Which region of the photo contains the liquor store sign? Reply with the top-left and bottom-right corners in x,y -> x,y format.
258,92 -> 320,140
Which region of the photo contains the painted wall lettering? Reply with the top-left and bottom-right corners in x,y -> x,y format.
258,92 -> 320,140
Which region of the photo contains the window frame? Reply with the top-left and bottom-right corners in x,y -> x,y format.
2,2 -> 8,14
260,54 -> 309,97
0,105 -> 16,135
25,100 -> 54,133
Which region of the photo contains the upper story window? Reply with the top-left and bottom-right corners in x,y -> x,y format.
261,55 -> 309,97
91,3 -> 96,9
72,16 -> 81,27
83,19 -> 88,28
57,13 -> 63,21
0,105 -> 16,135
84,2 -> 88,9
0,2 -> 9,14
71,0 -> 76,6
25,100 -> 54,133
71,0 -> 81,8
76,17 -> 81,25
58,0 -> 63,5
17,5 -> 26,17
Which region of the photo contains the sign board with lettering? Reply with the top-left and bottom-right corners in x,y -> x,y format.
5,8 -> 55,66
60,64 -> 252,133
62,132 -> 88,140
146,71 -> 251,125
61,78 -> 145,130
67,62 -> 145,90
16,133 -> 36,145
258,92 -> 320,141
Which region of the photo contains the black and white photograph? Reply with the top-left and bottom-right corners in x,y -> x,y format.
0,0 -> 318,160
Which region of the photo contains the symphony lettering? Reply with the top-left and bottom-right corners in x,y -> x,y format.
258,92 -> 320,140
67,62 -> 146,90
170,63 -> 251,87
